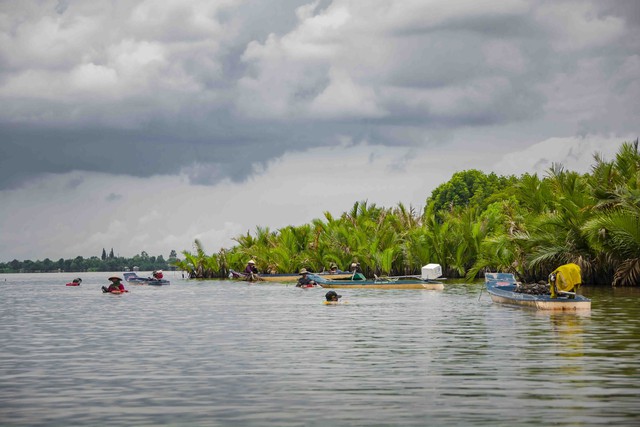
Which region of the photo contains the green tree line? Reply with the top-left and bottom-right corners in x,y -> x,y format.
175,140 -> 639,286
0,249 -> 179,273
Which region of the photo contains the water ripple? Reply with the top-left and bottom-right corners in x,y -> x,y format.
0,273 -> 639,426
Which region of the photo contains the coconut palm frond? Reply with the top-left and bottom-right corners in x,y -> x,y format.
613,258 -> 640,286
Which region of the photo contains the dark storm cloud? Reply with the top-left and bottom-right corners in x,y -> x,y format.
1,0 -> 638,190
105,192 -> 122,202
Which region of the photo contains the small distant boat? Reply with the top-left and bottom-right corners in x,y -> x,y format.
484,271 -> 591,311
309,264 -> 445,290
123,271 -> 170,286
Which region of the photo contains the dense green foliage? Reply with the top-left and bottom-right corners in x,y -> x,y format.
0,249 -> 178,273
176,140 -> 640,286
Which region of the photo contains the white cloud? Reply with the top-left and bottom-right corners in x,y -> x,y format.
492,134 -> 631,176
70,63 -> 118,92
536,2 -> 626,52
308,67 -> 384,118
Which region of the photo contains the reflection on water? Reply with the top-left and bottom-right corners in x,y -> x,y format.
0,273 -> 639,426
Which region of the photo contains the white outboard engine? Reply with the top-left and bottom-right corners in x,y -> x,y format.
421,264 -> 442,280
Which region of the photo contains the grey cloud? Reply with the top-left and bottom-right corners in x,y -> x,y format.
106,192 -> 122,202
55,0 -> 69,15
65,176 -> 84,190
1,0 -> 638,190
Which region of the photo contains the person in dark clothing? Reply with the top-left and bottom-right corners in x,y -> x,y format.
296,268 -> 317,287
244,260 -> 258,275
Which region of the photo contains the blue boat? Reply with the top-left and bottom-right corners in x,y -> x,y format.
484,272 -> 590,311
123,271 -> 170,286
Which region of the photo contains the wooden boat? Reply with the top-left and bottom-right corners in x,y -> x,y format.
229,270 -> 354,282
309,273 -> 444,290
123,272 -> 170,286
484,272 -> 590,311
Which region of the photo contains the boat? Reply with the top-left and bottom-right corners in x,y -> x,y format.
309,264 -> 445,290
122,271 -> 170,286
484,270 -> 591,311
228,270 -> 354,283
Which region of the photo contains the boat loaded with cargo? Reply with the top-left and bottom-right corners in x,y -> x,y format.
484,263 -> 590,311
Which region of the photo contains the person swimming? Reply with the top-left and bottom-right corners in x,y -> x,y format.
324,290 -> 342,303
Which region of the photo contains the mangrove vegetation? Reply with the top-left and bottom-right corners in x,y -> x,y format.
175,140 -> 640,286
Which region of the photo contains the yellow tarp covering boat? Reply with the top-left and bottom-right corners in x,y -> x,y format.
550,263 -> 582,298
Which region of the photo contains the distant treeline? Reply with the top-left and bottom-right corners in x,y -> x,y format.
0,249 -> 179,273
176,140 -> 640,286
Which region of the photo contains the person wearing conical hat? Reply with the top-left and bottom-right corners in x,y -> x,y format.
102,276 -> 127,293
296,268 -> 317,288
244,259 -> 259,275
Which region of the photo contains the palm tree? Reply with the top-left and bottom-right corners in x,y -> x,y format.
526,166 -> 597,281
583,140 -> 640,285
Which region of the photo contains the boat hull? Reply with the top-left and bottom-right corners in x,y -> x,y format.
310,274 -> 444,290
229,271 -> 354,282
485,272 -> 590,311
319,282 -> 444,290
123,272 -> 170,286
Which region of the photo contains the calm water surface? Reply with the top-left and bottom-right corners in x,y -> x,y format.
1,272 -> 639,426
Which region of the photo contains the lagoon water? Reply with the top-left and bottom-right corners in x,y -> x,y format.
1,272 -> 639,426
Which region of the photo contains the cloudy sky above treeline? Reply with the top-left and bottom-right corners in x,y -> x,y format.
1,0 -> 638,262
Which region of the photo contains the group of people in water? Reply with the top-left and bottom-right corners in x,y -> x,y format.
242,259 -> 348,303
76,262 -> 346,302
68,270 -> 166,293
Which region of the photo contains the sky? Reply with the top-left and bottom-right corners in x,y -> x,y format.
1,0 -> 638,262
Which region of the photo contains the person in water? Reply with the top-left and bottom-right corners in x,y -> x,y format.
325,290 -> 342,303
296,268 -> 317,287
72,278 -> 82,285
102,276 -> 126,293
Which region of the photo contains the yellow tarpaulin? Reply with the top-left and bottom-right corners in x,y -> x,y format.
550,263 -> 582,298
